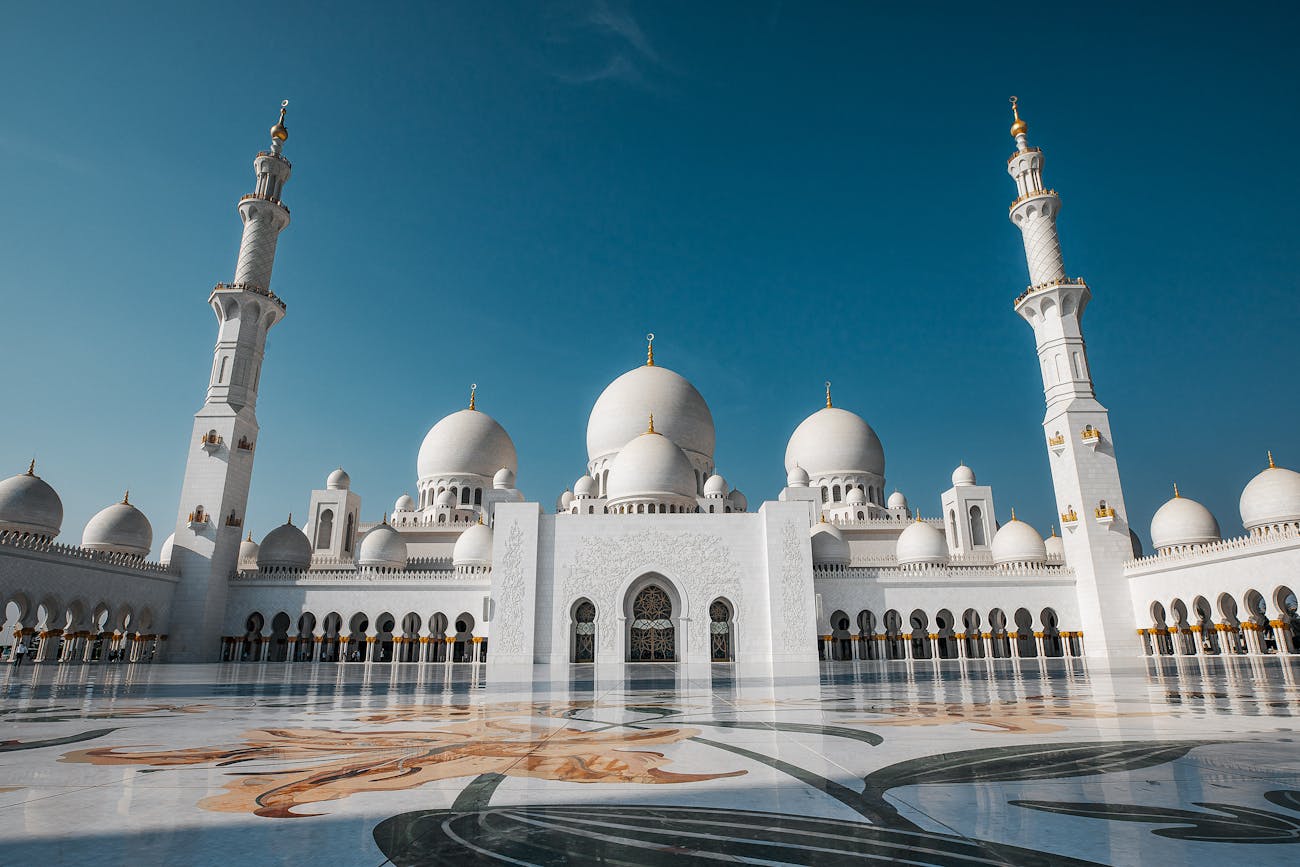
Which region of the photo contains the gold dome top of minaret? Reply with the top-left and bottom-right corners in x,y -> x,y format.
1009,96 -> 1027,138
270,100 -> 289,142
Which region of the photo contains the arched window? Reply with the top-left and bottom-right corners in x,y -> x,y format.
648,503 -> 656,514
968,505 -> 986,546
709,600 -> 733,662
832,485 -> 842,502
948,509 -> 958,544
218,356 -> 228,383
572,600 -> 596,663
821,486 -> 829,503
474,488 -> 483,506
461,487 -> 471,505
630,585 -> 674,662
315,509 -> 334,549
344,512 -> 355,553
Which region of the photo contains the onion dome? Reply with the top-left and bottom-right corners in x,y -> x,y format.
1239,453 -> 1300,531
1151,485 -> 1220,550
393,493 -> 416,513
991,512 -> 1047,565
729,488 -> 748,512
453,520 -> 493,568
0,461 -> 63,538
810,521 -> 850,567
270,100 -> 289,142
358,520 -> 408,569
160,532 -> 176,566
238,532 -> 259,566
951,463 -> 976,487
258,516 -> 311,570
846,487 -> 867,506
786,465 -> 810,487
587,362 -> 715,464
1044,526 -> 1064,560
435,489 -> 456,508
81,493 -> 153,557
559,490 -> 574,510
896,518 -> 949,566
1009,97 -> 1027,138
326,467 -> 351,490
784,407 -> 885,479
417,408 -> 518,480
574,474 -> 598,498
703,473 -> 728,497
493,467 -> 516,490
606,423 -> 698,502
887,490 -> 908,510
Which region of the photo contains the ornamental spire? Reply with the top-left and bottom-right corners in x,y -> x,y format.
270,100 -> 289,153
1268,450 -> 1276,469
1173,482 -> 1180,498
647,412 -> 656,434
26,459 -> 35,476
122,490 -> 131,505
469,383 -> 477,411
825,381 -> 832,409
646,333 -> 655,367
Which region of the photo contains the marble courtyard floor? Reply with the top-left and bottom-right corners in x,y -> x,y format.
2,657 -> 1299,865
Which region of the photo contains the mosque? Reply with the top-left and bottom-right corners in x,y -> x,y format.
2,100 -> 1297,668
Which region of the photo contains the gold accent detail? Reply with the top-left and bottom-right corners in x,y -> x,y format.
469,382 -> 477,411
270,100 -> 289,142
825,381 -> 832,409
26,459 -> 35,476
246,531 -> 253,542
1095,505 -> 1116,519
122,490 -> 130,505
1080,425 -> 1100,441
1268,450 -> 1276,469
1009,95 -> 1027,138
647,413 -> 656,435
645,333 -> 655,367
1010,507 -> 1017,521
1173,482 -> 1180,498
1047,433 -> 1065,447
1061,508 -> 1079,524
1049,524 -> 1057,537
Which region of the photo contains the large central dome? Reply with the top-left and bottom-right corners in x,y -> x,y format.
784,407 -> 885,478
417,409 -> 518,480
587,365 -> 715,462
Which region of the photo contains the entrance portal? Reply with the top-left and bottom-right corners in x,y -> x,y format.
629,584 -> 675,662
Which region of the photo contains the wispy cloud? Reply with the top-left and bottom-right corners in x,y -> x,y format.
542,0 -> 676,91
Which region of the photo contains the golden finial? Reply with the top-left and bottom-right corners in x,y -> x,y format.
287,513 -> 293,525
477,512 -> 485,525
1268,450 -> 1276,469
469,383 -> 477,411
646,333 -> 655,367
382,512 -> 389,525
122,491 -> 130,505
825,381 -> 832,409
1173,482 -> 1180,498
246,531 -> 253,542
25,459 -> 35,476
1050,524 -> 1057,537
647,412 -> 656,435
1010,506 -> 1017,521
270,100 -> 289,142
1009,95 -> 1027,138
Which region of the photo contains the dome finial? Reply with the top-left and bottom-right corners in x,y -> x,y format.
26,458 -> 35,476
287,512 -> 293,525
246,531 -> 253,542
825,380 -> 832,409
1009,95 -> 1027,139
382,512 -> 389,525
1173,482 -> 1180,498
270,99 -> 289,145
469,382 -> 477,411
1010,506 -> 1017,521
1268,450 -> 1276,469
122,490 -> 130,505
647,412 -> 656,435
645,332 -> 655,367
1050,524 -> 1057,537
477,511 -> 485,525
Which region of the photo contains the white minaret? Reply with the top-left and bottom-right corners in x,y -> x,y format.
1006,98 -> 1137,658
166,103 -> 293,661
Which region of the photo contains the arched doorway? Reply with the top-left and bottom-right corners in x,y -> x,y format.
269,612 -> 291,662
1193,596 -> 1219,655
883,609 -> 905,660
909,609 -> 931,660
1218,594 -> 1246,654
935,609 -> 959,659
1040,608 -> 1064,657
453,612 -> 475,662
962,608 -> 984,658
571,599 -> 596,663
628,584 -> 675,662
988,608 -> 1011,658
1275,586 -> 1300,654
1014,608 -> 1036,657
829,609 -> 852,661
709,599 -> 734,662
857,610 -> 878,660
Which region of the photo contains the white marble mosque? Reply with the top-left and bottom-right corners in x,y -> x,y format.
2,99 -> 1298,674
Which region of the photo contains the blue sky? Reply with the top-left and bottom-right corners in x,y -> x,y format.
2,1 -> 1296,554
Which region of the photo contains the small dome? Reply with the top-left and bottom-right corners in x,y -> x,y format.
393,493 -> 416,512
1239,459 -> 1300,531
991,516 -> 1047,565
846,487 -> 866,505
258,519 -> 311,570
887,490 -> 908,510
896,519 -> 948,566
703,473 -> 728,497
952,464 -> 976,487
574,475 -> 598,498
417,408 -> 518,481
453,521 -> 493,567
238,533 -> 259,565
1151,490 -> 1221,550
787,465 -> 810,487
436,489 -> 456,508
326,467 -> 351,490
729,488 -> 748,512
81,496 -> 153,558
1044,529 -> 1064,560
160,532 -> 176,566
587,364 -> 715,464
559,489 -> 574,509
606,430 -> 697,502
0,463 -> 63,538
493,467 -> 516,490
810,522 -> 850,566
358,522 -> 408,569
785,407 -> 885,479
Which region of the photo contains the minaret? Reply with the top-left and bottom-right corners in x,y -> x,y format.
1006,98 -> 1137,658
167,103 -> 293,661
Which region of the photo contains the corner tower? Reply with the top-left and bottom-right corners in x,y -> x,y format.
167,103 -> 294,660
1005,98 -> 1136,657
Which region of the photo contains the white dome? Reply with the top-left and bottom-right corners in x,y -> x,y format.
82,497 -> 153,557
258,520 -> 311,570
587,365 -> 715,463
393,494 -> 416,512
887,490 -> 908,510
0,464 -> 63,538
436,489 -> 456,508
160,532 -> 177,566
896,519 -> 948,566
1044,530 -> 1064,560
952,464 -> 976,487
1239,462 -> 1300,531
991,517 -> 1047,565
810,522 -> 850,566
453,521 -> 493,567
417,409 -> 518,480
238,533 -> 259,565
574,475 -> 598,498
358,522 -> 408,568
326,467 -> 350,490
846,487 -> 867,505
559,490 -> 574,509
1151,491 -> 1221,550
784,407 -> 885,479
703,473 -> 728,497
493,467 -> 516,489
606,431 -> 698,502
729,488 -> 748,512
787,465 -> 810,487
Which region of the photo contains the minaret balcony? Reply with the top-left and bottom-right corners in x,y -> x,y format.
1047,432 -> 1066,455
1060,509 -> 1079,530
199,433 -> 224,453
1014,276 -> 1088,307
212,282 -> 287,312
187,509 -> 209,528
1079,426 -> 1101,449
1008,187 -> 1058,212
1094,505 -> 1116,526
239,192 -> 291,216
224,512 -> 243,528
236,437 -> 255,453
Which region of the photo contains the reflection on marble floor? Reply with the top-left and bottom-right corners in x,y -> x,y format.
1,657 -> 1298,865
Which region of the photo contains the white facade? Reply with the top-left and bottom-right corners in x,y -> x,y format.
2,101 -> 1297,669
